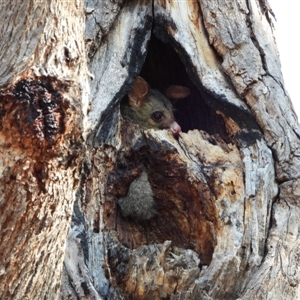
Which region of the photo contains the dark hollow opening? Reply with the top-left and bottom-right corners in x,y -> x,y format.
140,35 -> 228,138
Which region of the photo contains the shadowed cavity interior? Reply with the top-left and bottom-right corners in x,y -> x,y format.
140,35 -> 227,138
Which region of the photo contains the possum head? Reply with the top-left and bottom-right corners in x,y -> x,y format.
122,76 -> 190,137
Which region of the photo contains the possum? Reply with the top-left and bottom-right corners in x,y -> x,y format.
121,76 -> 190,137
118,76 -> 190,220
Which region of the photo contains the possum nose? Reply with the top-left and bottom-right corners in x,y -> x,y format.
170,121 -> 181,136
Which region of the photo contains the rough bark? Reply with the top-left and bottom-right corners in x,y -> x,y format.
63,0 -> 299,299
0,1 -> 87,299
1,0 -> 300,300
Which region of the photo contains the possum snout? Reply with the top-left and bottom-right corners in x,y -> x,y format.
170,121 -> 181,137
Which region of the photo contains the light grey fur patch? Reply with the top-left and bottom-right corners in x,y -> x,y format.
118,170 -> 157,220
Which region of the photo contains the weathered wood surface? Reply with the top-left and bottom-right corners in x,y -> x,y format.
1,0 -> 300,299
198,0 -> 300,298
0,1 -> 87,299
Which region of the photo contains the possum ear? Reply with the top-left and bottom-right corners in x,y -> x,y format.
128,76 -> 149,108
166,85 -> 190,102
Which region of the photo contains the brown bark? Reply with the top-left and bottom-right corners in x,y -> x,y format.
1,0 -> 300,300
0,1 -> 87,299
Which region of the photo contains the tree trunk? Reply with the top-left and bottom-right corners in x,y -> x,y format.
1,0 -> 300,299
0,1 -> 87,299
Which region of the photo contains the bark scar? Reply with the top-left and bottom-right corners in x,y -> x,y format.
7,77 -> 70,146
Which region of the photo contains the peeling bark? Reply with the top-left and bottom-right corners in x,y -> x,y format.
0,1 -> 87,299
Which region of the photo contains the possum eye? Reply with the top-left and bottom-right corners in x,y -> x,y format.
151,111 -> 164,122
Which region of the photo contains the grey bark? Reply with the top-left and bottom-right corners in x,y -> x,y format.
0,0 -> 299,300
